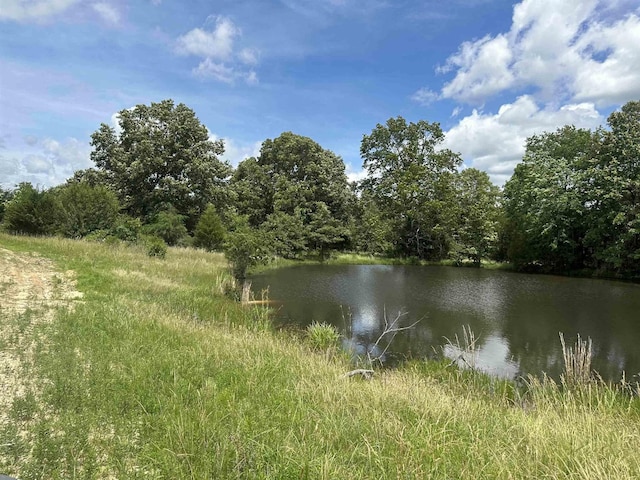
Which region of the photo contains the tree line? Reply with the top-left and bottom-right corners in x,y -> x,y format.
1,99 -> 638,279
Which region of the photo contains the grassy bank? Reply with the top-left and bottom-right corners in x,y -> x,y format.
1,233 -> 639,479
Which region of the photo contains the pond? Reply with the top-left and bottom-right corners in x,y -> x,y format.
250,264 -> 640,381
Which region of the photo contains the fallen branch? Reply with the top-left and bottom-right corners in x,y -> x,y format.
343,369 -> 375,380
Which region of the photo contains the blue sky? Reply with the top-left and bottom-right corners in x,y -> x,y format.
1,0 -> 639,189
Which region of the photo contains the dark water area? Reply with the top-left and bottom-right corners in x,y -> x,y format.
250,264 -> 640,381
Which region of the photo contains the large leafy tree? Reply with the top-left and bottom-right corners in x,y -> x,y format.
360,116 -> 461,259
453,168 -> 501,265
502,126 -> 593,271
231,132 -> 350,258
90,100 -> 231,227
585,101 -> 640,274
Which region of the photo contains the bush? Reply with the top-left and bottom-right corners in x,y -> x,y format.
52,182 -> 121,238
3,183 -> 59,235
111,215 -> 142,243
0,187 -> 13,224
223,217 -> 273,281
143,235 -> 167,259
194,205 -> 226,251
144,207 -> 188,246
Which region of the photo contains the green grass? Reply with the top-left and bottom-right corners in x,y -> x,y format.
1,233 -> 639,479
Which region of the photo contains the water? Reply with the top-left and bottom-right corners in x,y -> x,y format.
250,264 -> 640,381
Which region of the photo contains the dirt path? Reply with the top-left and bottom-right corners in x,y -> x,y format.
0,247 -> 83,443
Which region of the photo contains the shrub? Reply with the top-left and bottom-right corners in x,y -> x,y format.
144,207 -> 188,246
52,182 -> 121,238
0,187 -> 13,224
111,215 -> 142,243
143,235 -> 167,259
3,183 -> 59,235
223,218 -> 273,281
194,205 -> 226,251
306,322 -> 341,351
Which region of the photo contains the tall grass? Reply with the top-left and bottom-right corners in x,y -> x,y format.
559,332 -> 593,386
1,233 -> 639,479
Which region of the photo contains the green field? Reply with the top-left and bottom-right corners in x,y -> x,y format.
1,233 -> 639,479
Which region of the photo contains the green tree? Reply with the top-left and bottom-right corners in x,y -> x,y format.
360,117 -> 461,259
223,216 -> 273,281
0,187 -> 13,224
261,210 -> 308,258
348,188 -> 393,255
3,183 -> 59,235
90,99 -> 232,226
53,182 -> 121,238
231,132 -> 351,258
453,168 -> 501,265
307,201 -> 349,261
502,126 -> 594,271
584,101 -> 640,275
193,205 -> 226,251
144,206 -> 188,246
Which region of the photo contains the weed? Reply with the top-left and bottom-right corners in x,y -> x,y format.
306,322 -> 340,351
559,332 -> 593,387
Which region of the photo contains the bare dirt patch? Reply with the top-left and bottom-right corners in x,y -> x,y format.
0,248 -> 83,450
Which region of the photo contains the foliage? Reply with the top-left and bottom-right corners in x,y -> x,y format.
0,187 -> 13,224
90,99 -> 232,226
193,204 -> 226,251
2,183 -> 59,235
110,215 -> 142,243
143,235 -> 167,259
502,126 -> 594,271
348,190 -> 393,255
306,322 -> 341,351
52,181 -> 121,238
583,101 -> 640,275
223,216 -> 273,281
452,168 -> 501,265
360,116 -> 462,260
307,201 -> 349,260
501,102 -> 640,277
261,209 -> 308,258
143,206 -> 188,246
231,132 -> 351,258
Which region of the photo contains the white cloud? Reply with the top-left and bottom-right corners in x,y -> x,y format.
440,34 -> 514,104
438,0 -> 640,107
411,87 -> 439,106
193,59 -> 236,83
176,16 -> 260,85
239,48 -> 259,66
0,0 -> 80,21
193,59 -> 258,85
572,14 -> 640,105
0,137 -> 92,189
176,17 -> 238,60
92,2 -> 120,25
346,165 -> 367,184
208,130 -> 261,167
444,96 -> 603,185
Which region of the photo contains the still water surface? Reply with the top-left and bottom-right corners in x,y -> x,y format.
251,265 -> 640,381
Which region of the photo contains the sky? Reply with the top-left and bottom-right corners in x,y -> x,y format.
1,0 -> 639,190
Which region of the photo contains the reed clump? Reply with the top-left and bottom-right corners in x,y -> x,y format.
559,332 -> 593,387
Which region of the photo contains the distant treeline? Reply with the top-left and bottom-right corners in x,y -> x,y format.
1,99 -> 638,279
